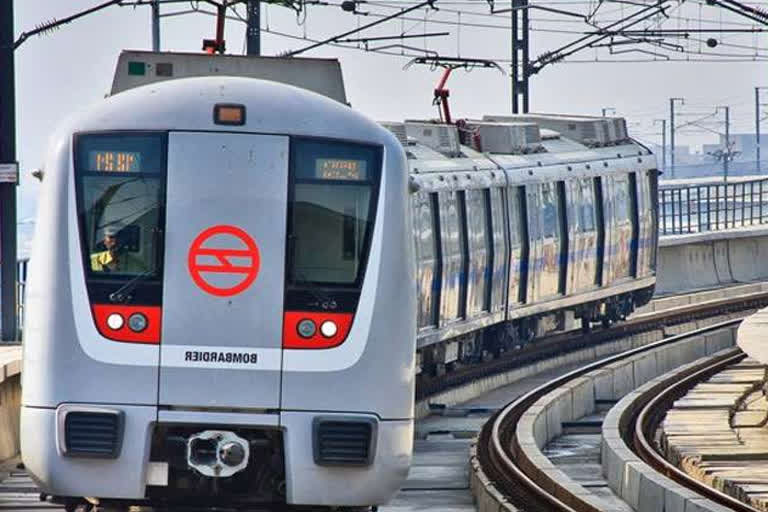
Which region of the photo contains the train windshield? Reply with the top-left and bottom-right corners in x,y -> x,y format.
74,133 -> 167,289
287,139 -> 381,286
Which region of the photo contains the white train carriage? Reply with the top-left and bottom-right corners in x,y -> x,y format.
21,75 -> 416,510
390,117 -> 658,373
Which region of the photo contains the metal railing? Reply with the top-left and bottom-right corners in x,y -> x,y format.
659,177 -> 768,236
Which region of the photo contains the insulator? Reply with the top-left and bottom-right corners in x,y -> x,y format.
34,18 -> 61,37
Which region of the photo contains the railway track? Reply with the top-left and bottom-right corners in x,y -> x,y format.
473,296 -> 768,512
631,348 -> 760,511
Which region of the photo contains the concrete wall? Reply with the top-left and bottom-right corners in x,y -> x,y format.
657,226 -> 768,295
0,350 -> 22,463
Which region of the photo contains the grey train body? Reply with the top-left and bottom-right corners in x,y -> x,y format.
398,119 -> 658,373
22,77 -> 416,508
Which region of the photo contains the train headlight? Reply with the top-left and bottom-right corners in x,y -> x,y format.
128,313 -> 148,333
107,313 -> 124,330
297,319 -> 316,338
320,320 -> 338,338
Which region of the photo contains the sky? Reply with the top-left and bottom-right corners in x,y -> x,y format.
11,0 -> 767,256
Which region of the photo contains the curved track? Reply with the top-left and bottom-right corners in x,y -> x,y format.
475,308 -> 763,511
631,348 -> 759,512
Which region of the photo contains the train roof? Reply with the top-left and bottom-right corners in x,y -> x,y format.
380,117 -> 654,179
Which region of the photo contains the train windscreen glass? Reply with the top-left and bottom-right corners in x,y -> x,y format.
288,139 -> 381,286
74,133 -> 167,303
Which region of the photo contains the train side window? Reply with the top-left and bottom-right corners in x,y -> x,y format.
541,182 -> 558,238
415,193 -> 436,261
526,185 -> 541,240
615,175 -> 629,222
569,180 -> 582,233
506,187 -> 521,249
581,179 -> 596,231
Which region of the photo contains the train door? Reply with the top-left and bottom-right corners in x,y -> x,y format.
508,186 -> 526,307
413,192 -> 439,331
612,173 -> 634,281
539,182 -> 561,299
465,189 -> 489,319
488,187 -> 508,315
438,190 -> 465,325
580,178 -> 599,290
159,132 -> 288,409
524,185 -> 542,303
565,179 -> 581,295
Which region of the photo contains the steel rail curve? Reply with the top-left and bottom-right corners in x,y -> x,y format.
475,309 -> 758,511
632,348 -> 760,512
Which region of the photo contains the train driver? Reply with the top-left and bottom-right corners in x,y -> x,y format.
90,226 -> 146,273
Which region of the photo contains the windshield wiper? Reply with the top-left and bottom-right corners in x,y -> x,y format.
295,271 -> 337,310
109,269 -> 156,304
108,227 -> 164,304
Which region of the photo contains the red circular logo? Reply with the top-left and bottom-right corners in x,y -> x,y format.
187,225 -> 261,297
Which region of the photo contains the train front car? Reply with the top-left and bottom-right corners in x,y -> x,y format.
21,77 -> 416,509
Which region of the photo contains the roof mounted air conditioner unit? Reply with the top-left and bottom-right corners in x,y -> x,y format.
404,121 -> 462,157
465,121 -> 543,154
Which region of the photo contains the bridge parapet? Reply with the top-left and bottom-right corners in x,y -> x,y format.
659,176 -> 768,236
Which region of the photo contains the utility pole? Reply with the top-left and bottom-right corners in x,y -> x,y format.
247,0 -> 261,55
151,0 -> 161,51
510,0 -> 530,114
757,87 -> 767,174
717,105 -> 730,182
602,107 -> 616,117
0,0 -> 18,340
670,97 -> 684,179
655,119 -> 666,172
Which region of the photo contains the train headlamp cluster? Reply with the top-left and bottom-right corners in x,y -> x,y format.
106,312 -> 149,333
297,319 -> 339,339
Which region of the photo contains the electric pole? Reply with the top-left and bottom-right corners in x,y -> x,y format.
0,0 -> 18,340
757,87 -> 767,174
510,0 -> 530,114
152,0 -> 161,51
247,0 -> 261,55
670,97 -> 684,179
655,119 -> 666,172
716,105 -> 730,182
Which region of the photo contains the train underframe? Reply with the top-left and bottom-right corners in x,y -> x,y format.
417,286 -> 655,376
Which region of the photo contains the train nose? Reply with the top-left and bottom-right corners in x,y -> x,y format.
186,431 -> 250,477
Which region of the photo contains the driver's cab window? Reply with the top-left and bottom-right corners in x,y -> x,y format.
75,133 -> 166,280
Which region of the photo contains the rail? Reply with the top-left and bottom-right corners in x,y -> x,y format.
631,347 -> 757,511
660,177 -> 768,235
474,300 -> 764,511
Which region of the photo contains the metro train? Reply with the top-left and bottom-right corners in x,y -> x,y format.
22,76 -> 415,510
396,114 -> 658,375
21,52 -> 658,511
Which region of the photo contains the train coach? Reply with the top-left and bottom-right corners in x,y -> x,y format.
385,115 -> 658,375
21,75 -> 416,510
